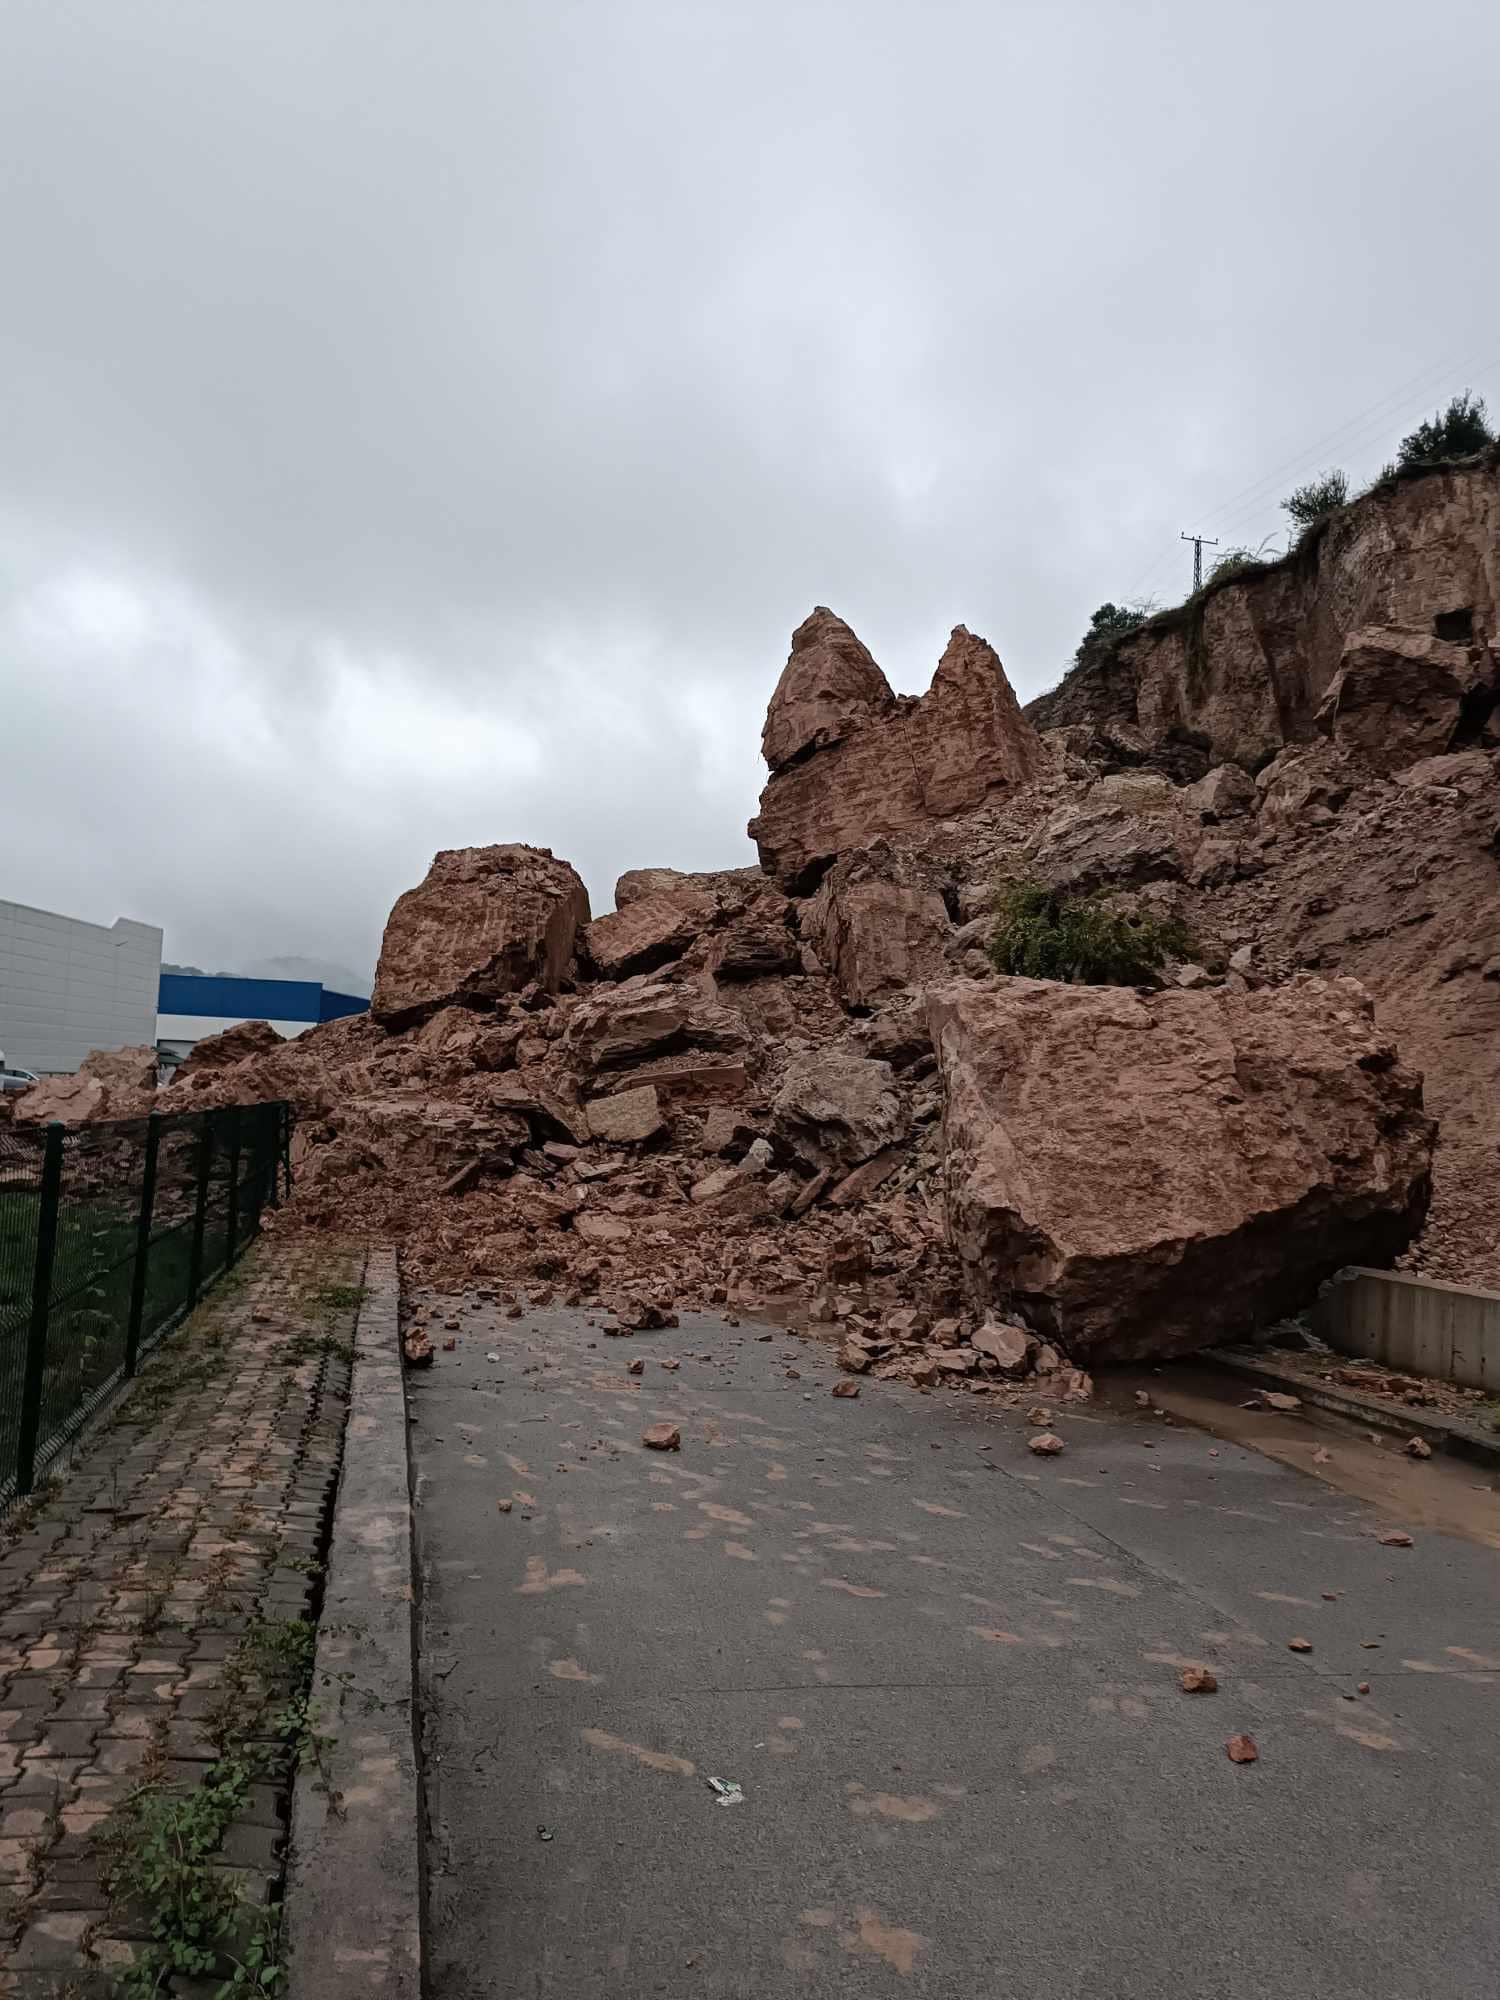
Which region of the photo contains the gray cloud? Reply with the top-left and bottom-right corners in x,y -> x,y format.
3,0 -> 1496,979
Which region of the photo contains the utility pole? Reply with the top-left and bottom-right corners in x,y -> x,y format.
1181,531 -> 1218,592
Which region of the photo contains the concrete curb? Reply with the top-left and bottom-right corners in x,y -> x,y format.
283,1246 -> 422,1999
1207,1348 -> 1500,1470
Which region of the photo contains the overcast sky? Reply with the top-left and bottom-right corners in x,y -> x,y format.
3,0 -> 1496,984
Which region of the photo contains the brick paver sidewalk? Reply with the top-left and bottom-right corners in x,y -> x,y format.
0,1236 -> 362,1997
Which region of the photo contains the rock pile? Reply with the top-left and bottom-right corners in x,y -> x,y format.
18,451 -> 1498,1375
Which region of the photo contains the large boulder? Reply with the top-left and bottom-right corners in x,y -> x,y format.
563,978 -> 752,1072
371,844 -> 590,1025
750,615 -> 1041,891
760,606 -> 893,772
1022,801 -> 1188,894
583,887 -> 716,980
1314,626 -> 1494,773
802,845 -> 953,1009
177,1019 -> 285,1075
926,975 -> 1434,1361
14,1046 -> 159,1126
771,1048 -> 910,1170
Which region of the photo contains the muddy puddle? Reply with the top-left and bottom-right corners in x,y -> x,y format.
1100,1360 -> 1500,1552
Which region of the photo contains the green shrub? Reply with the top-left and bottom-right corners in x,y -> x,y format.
1281,469 -> 1348,533
989,882 -> 1194,987
1390,390 -> 1493,473
1207,545 -> 1274,585
1073,601 -> 1150,666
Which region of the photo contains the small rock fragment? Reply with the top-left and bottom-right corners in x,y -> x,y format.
1179,1667 -> 1218,1694
1404,1436 -> 1431,1460
642,1423 -> 682,1452
1357,1681 -> 1370,1695
1312,1447 -> 1331,1464
1377,1529 -> 1414,1547
1225,1733 -> 1259,1764
1260,1391 -> 1301,1413
1287,1637 -> 1312,1653
1134,1390 -> 1151,1407
626,1358 -> 644,1376
496,1498 -> 512,1513
661,1358 -> 681,1372
1027,1432 -> 1065,1457
403,1330 -> 434,1368
831,1379 -> 861,1399
1025,1405 -> 1052,1426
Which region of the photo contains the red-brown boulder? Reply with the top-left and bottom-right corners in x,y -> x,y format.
14,1046 -> 159,1126
177,1019 -> 285,1074
926,975 -> 1434,1361
1314,627 -> 1493,772
802,845 -> 953,1009
750,616 -> 1041,891
371,844 -> 590,1025
583,888 -> 715,980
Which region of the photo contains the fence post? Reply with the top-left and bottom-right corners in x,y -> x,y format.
124,1113 -> 161,1378
224,1106 -> 243,1269
266,1102 -> 281,1211
281,1103 -> 293,1200
245,1105 -> 270,1243
16,1124 -> 66,1497
187,1115 -> 213,1308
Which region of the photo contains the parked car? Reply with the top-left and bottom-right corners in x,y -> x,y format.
0,1062 -> 38,1093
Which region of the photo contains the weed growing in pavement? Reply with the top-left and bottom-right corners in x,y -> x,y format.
98,1757 -> 281,1996
312,1280 -> 365,1314
99,1615 -> 324,1995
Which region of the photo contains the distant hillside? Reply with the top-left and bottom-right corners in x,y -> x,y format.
241,955 -> 372,996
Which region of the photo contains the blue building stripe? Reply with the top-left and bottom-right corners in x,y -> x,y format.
158,974 -> 368,1025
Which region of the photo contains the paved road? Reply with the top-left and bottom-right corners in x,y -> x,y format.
410,1300 -> 1500,1999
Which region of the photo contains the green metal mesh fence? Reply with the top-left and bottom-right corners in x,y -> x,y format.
0,1101 -> 290,1504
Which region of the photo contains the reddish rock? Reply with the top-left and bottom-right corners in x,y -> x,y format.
1027,1432 -> 1065,1456
177,1019 -> 285,1074
583,889 -> 715,979
760,606 -> 893,772
1179,1667 -> 1218,1694
563,980 -> 752,1073
802,846 -> 953,1009
771,1049 -> 909,1171
707,908 -> 800,981
584,1085 -> 665,1145
641,1423 -> 681,1451
926,975 -> 1434,1363
1226,1733 -> 1259,1764
1182,763 -> 1256,820
371,844 -> 590,1024
971,1317 -> 1033,1375
750,615 -> 1041,891
831,1378 -> 862,1399
1314,627 -> 1493,772
14,1046 -> 159,1126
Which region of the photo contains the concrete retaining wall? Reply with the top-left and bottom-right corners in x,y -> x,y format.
1315,1267 -> 1500,1392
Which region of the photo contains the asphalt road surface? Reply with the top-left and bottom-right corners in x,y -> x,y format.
410,1300 -> 1500,1999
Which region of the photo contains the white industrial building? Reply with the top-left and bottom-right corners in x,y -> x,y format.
0,899 -> 163,1075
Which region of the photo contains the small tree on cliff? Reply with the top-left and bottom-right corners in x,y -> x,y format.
1073,601 -> 1150,666
989,882 -> 1194,987
1281,469 -> 1348,535
1392,390 -> 1493,471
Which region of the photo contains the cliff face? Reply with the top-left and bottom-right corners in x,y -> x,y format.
1027,452 -> 1500,770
